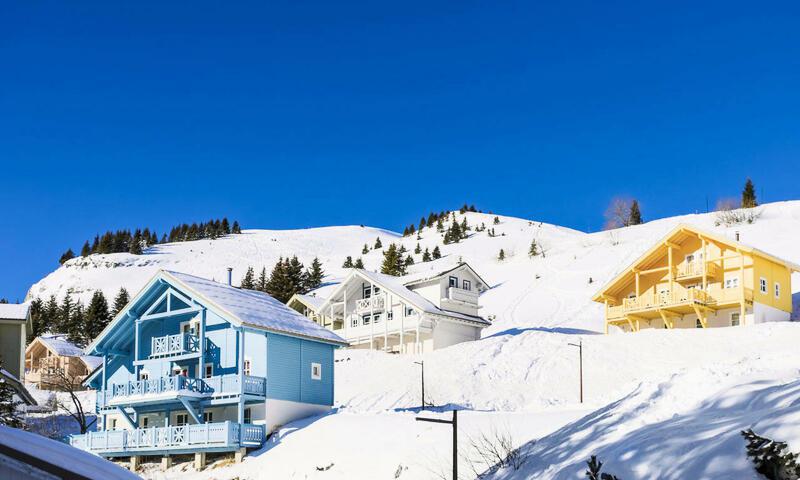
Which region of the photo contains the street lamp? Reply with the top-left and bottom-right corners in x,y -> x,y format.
416,410 -> 458,480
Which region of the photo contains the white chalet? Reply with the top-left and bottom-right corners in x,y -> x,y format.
313,260 -> 490,353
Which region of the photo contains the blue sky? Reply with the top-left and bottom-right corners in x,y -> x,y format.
2,1 -> 799,300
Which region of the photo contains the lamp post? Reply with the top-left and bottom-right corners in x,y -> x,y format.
414,360 -> 425,410
416,410 -> 457,480
567,339 -> 583,403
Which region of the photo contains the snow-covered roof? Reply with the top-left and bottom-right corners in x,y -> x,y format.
290,293 -> 327,311
0,424 -> 138,479
36,334 -> 85,356
80,355 -> 103,371
0,303 -> 29,320
402,258 -> 490,288
163,271 -> 348,345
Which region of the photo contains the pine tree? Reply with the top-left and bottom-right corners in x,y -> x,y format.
498,249 -> 505,261
0,362 -> 24,428
529,239 -> 539,257
460,217 -> 468,236
741,429 -> 800,480
59,249 -> 75,265
585,455 -> 620,480
422,248 -> 432,262
258,267 -> 268,292
265,258 -> 288,300
68,303 -> 86,347
742,178 -> 758,208
354,258 -> 365,269
27,298 -> 44,342
629,200 -> 643,225
432,246 -> 442,259
362,243 -> 370,254
408,224 -> 415,236
111,288 -> 130,318
493,216 -> 500,225
84,290 -> 110,345
374,237 -> 383,249
402,226 -> 409,237
240,267 -> 256,290
342,256 -> 354,268
436,217 -> 445,232
80,241 -> 91,257
414,243 -> 422,254
44,295 -> 59,333
427,212 -> 436,228
232,221 -> 242,234
305,257 -> 324,291
418,217 -> 426,232
58,294 -> 74,334
404,255 -> 415,267
221,218 -> 231,234
129,230 -> 143,255
381,244 -> 407,276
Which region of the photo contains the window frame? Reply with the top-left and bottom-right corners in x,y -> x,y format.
731,312 -> 741,327
362,283 -> 372,299
463,279 -> 472,291
775,282 -> 781,298
203,363 -> 213,379
311,362 -> 322,381
243,358 -> 252,376
244,408 -> 252,424
449,276 -> 458,288
203,411 -> 213,423
175,413 -> 189,426
351,317 -> 359,328
362,314 -> 371,325
759,277 -> 768,294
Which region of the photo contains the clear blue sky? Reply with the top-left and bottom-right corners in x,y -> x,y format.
2,1 -> 799,301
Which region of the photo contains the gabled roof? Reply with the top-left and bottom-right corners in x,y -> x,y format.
402,258 -> 491,289
31,334 -> 84,357
592,223 -> 800,302
0,303 -> 29,321
288,293 -> 327,312
86,270 -> 347,355
320,268 -> 490,326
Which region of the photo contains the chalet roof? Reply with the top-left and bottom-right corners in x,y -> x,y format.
289,293 -> 327,311
0,303 -> 29,321
163,271 -> 348,345
37,334 -> 84,357
321,268 -> 490,327
592,223 -> 800,301
401,257 -> 491,289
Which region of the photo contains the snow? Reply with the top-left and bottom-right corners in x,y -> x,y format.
22,200 -> 800,478
164,270 -> 347,345
0,303 -> 29,320
37,333 -> 87,357
0,424 -> 138,479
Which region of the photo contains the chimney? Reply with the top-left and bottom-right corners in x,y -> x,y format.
735,231 -> 740,242
227,267 -> 233,286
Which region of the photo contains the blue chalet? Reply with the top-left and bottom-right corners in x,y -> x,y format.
70,270 -> 347,467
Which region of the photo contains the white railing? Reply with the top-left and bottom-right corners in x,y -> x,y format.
355,296 -> 385,312
447,287 -> 479,304
70,421 -> 265,454
97,374 -> 266,407
203,374 -> 266,396
150,333 -> 200,358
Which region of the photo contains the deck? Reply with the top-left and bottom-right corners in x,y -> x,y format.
97,374 -> 266,408
70,421 -> 264,457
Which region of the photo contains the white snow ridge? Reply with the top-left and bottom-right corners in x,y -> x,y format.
28,201 -> 800,479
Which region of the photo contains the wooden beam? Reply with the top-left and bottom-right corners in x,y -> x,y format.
691,304 -> 707,328
116,406 -> 137,430
178,397 -> 202,425
657,309 -> 673,329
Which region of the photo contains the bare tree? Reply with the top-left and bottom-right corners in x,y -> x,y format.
42,369 -> 96,434
604,197 -> 633,230
463,427 -> 527,478
715,198 -> 760,227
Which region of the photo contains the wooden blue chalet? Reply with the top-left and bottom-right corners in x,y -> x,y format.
70,270 -> 347,466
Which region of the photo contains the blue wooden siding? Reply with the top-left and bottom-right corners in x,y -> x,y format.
266,333 -> 334,405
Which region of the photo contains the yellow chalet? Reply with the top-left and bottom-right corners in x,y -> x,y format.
593,224 -> 799,333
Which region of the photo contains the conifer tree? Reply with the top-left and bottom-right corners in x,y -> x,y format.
258,267 -> 268,292
129,230 -> 143,255
305,257 -> 324,291
498,249 -> 505,261
402,226 -> 409,237
436,217 -> 445,232
404,255 -> 415,267
68,303 -> 86,347
408,224 -> 415,236
427,212 -> 436,228
742,178 -> 758,208
629,200 -> 643,225
27,298 -> 44,342
232,221 -> 242,234
44,295 -> 59,333
58,294 -> 74,334
221,218 -> 231,234
419,217 -> 426,232
111,288 -> 130,318
84,290 -> 110,345
354,258 -> 365,269
460,217 -> 468,236
381,244 -> 407,276
59,249 -> 75,265
342,256 -> 354,268
265,259 -> 288,300
741,428 -> 800,479
0,362 -> 24,428
422,248 -> 432,262
432,246 -> 442,259
80,241 -> 91,257
529,239 -> 539,257
414,243 -> 422,254
374,237 -> 383,249
240,267 -> 256,290
494,216 -> 500,225
362,244 -> 370,254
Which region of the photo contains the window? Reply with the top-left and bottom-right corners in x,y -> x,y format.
362,283 -> 372,298
311,363 -> 322,380
176,413 -> 189,426
374,313 -> 381,323
203,411 -> 213,423
109,418 -> 117,430
775,282 -> 781,298
449,276 -> 458,288
463,280 -> 471,291
695,319 -> 702,328
142,416 -> 149,428
731,312 -> 741,327
374,286 -> 380,295
181,320 -> 199,335
387,311 -> 394,321
405,306 -> 414,317
243,359 -> 252,376
244,408 -> 252,424
362,314 -> 371,325
352,317 -> 359,328
759,277 -> 768,294
725,277 -> 740,289
139,370 -> 149,381
204,363 -> 213,379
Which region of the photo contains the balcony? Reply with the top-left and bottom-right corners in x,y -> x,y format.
675,262 -> 720,282
607,287 -> 754,321
70,421 -> 264,456
355,296 -> 385,313
150,333 -> 200,358
97,374 -> 266,408
447,286 -> 479,304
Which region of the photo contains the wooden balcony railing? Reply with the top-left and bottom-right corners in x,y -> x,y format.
676,262 -> 720,280
97,374 -> 266,408
70,421 -> 265,455
150,333 -> 200,358
607,286 -> 754,320
355,296 -> 385,312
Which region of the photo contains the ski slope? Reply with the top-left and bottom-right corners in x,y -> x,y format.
25,201 -> 800,479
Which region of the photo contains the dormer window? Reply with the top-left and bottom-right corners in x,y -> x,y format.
449,276 -> 458,288
463,280 -> 471,291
